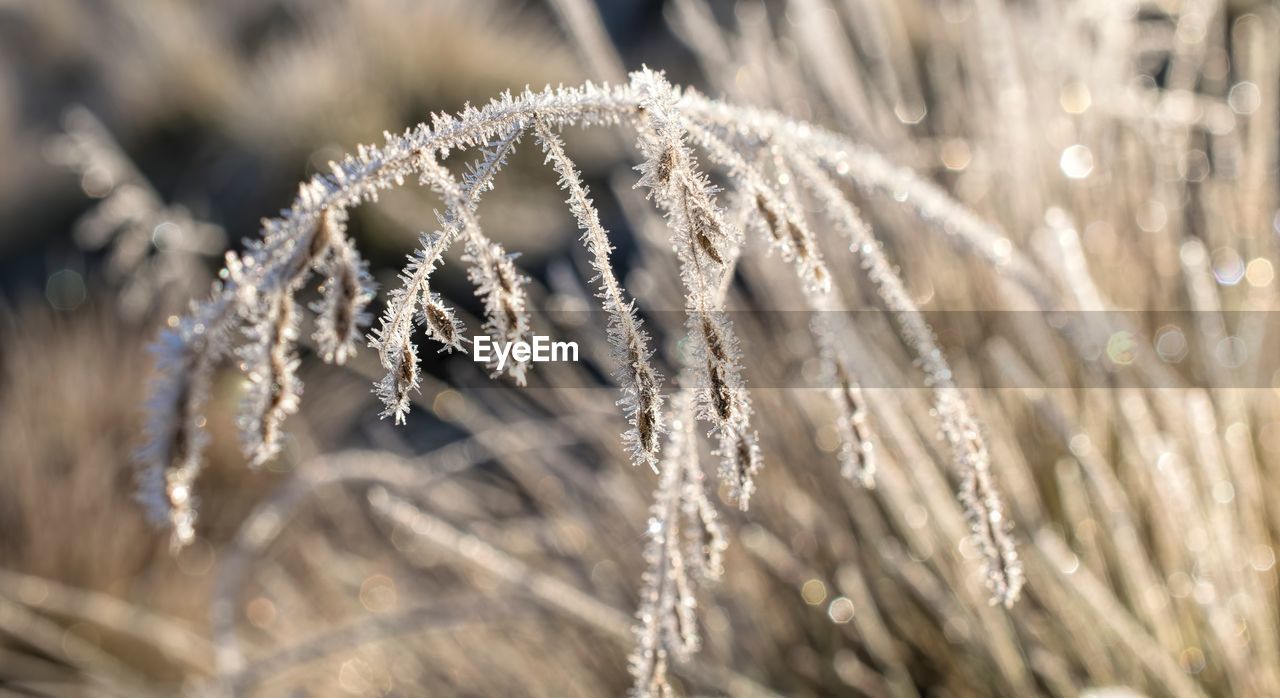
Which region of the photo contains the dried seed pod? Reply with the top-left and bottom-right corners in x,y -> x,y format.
706,359 -> 734,423
308,208 -> 335,260
656,147 -> 677,187
833,360 -> 875,487
468,244 -> 529,381
719,427 -> 761,510
701,316 -> 728,362
689,200 -> 725,264
373,333 -> 419,425
755,193 -> 784,243
787,221 -> 811,260
421,294 -> 465,352
313,238 -> 373,366
631,350 -> 662,460
239,290 -> 301,467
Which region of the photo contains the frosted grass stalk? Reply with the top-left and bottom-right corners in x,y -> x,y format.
533,117 -> 665,470
789,151 -> 1021,606
631,68 -> 761,508
135,74 -> 1019,614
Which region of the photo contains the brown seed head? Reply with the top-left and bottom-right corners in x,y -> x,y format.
425,302 -> 457,344
657,148 -> 677,186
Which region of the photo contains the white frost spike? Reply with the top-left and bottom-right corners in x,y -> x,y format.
533,117 -> 665,470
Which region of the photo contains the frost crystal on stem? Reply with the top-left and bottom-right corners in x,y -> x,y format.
416,151 -> 532,384
683,119 -> 830,296
631,68 -> 761,509
238,289 -> 301,467
788,151 -> 1022,605
630,389 -> 721,697
311,210 -> 375,366
534,117 -> 665,470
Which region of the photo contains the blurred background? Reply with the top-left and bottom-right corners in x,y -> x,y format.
2,0 -> 1280,696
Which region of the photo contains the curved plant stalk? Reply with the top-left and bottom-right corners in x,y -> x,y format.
138,74 -> 1024,651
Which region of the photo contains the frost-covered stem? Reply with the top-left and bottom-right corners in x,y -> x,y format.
141,76 -> 1025,586
369,128 -> 522,422
239,290 -> 300,466
808,289 -> 877,488
674,387 -> 726,583
765,151 -> 829,292
415,149 -> 531,383
141,86 -> 633,544
682,120 -> 829,294
686,120 -> 872,487
375,127 -> 521,356
789,151 -> 1022,607
137,292 -> 233,549
143,204 -> 372,541
677,94 -> 1053,309
632,68 -> 761,509
238,205 -> 369,467
631,390 -> 703,698
533,117 -> 665,470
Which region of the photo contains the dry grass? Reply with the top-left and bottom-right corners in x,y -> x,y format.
2,0 -> 1279,696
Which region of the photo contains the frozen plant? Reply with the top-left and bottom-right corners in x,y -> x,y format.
135,67 -> 1022,690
